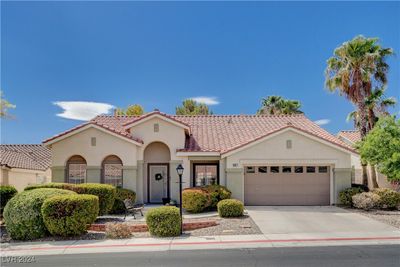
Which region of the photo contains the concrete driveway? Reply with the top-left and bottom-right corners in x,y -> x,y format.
246,206 -> 399,238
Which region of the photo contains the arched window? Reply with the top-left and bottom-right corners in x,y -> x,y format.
102,155 -> 123,187
66,155 -> 87,184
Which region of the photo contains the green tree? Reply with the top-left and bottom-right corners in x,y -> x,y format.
358,116 -> 400,183
347,87 -> 397,187
325,35 -> 393,138
257,95 -> 302,115
115,104 -> 144,116
325,35 -> 394,187
176,99 -> 212,115
0,91 -> 16,119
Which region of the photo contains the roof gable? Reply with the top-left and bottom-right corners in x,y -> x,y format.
122,111 -> 191,134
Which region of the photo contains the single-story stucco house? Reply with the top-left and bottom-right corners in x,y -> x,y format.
337,130 -> 390,188
0,144 -> 52,191
42,110 -> 358,206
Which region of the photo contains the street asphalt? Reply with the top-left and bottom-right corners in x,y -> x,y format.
2,244 -> 399,267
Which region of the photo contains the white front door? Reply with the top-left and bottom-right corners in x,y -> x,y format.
148,165 -> 168,203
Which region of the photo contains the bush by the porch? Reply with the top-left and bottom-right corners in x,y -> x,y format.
203,185 -> 232,208
3,188 -> 75,240
76,184 -> 116,215
24,182 -> 116,215
372,188 -> 400,210
352,192 -> 381,210
110,188 -> 136,214
41,194 -> 99,236
339,187 -> 364,206
217,199 -> 244,217
182,188 -> 211,213
146,206 -> 181,237
0,185 -> 17,214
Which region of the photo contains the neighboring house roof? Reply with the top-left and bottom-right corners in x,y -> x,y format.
42,111 -> 356,154
0,144 -> 51,171
337,130 -> 361,145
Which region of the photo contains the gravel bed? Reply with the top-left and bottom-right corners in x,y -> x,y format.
1,215 -> 261,242
344,207 -> 400,229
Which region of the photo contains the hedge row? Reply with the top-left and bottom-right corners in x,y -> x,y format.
42,194 -> 99,236
25,183 -> 116,215
3,189 -> 76,240
0,185 -> 18,214
182,185 -> 231,213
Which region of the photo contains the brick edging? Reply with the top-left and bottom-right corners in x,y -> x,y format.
88,220 -> 217,232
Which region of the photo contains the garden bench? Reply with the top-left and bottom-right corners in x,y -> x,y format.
123,199 -> 144,220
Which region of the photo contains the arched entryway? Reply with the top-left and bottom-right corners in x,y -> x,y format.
144,142 -> 171,203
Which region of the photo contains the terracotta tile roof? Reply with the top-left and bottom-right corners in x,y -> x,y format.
0,144 -> 51,171
173,114 -> 356,154
337,130 -> 361,144
43,112 -> 356,154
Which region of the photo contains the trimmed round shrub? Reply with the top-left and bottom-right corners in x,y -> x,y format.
182,188 -> 211,213
110,188 -> 136,214
203,185 -> 232,208
3,188 -> 76,240
41,194 -> 99,237
75,183 -> 116,215
146,206 -> 181,237
339,187 -> 364,206
0,185 -> 17,214
218,199 -> 244,217
372,188 -> 400,210
352,192 -> 381,210
24,182 -> 79,192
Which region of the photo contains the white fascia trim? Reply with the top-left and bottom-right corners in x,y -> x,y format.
124,114 -> 191,134
176,151 -> 221,157
43,124 -> 143,147
222,127 -> 357,158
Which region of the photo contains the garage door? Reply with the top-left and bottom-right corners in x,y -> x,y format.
244,166 -> 330,205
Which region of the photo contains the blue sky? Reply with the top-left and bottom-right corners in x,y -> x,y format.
1,1 -> 399,144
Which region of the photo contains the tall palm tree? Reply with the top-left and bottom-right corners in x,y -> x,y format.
325,35 -> 394,188
325,35 -> 394,139
258,96 -> 303,115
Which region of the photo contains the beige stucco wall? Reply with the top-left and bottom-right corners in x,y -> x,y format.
2,168 -> 51,192
0,167 -> 10,185
131,118 -> 186,162
224,130 -> 353,204
51,127 -> 138,167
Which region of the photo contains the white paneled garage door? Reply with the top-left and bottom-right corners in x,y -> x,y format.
244,166 -> 330,206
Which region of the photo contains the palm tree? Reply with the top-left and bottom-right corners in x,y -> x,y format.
258,96 -> 303,115
325,35 -> 394,138
325,35 -> 394,188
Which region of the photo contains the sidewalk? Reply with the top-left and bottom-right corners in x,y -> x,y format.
2,231 -> 400,256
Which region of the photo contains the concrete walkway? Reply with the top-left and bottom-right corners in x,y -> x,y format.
1,233 -> 399,256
